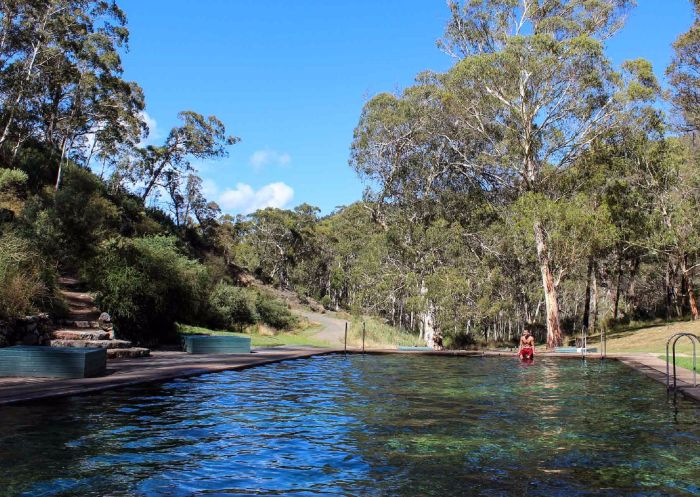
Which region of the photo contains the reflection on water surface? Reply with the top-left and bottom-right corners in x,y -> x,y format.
0,355 -> 699,496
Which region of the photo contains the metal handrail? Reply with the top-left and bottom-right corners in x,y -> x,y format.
665,332 -> 699,390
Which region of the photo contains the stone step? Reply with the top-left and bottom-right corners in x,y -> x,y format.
52,329 -> 111,341
107,347 -> 150,359
57,319 -> 101,329
57,276 -> 82,289
50,339 -> 133,349
63,312 -> 98,320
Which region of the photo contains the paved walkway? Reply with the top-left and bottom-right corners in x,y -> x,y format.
0,347 -> 341,407
614,353 -> 700,402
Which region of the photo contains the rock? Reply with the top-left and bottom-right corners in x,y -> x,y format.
50,339 -> 132,349
0,322 -> 10,347
52,329 -> 111,341
98,312 -> 114,339
21,330 -> 40,345
107,347 -> 150,359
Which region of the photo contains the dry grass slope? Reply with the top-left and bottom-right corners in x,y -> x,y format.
589,320 -> 700,355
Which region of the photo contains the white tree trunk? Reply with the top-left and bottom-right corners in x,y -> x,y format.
419,279 -> 437,348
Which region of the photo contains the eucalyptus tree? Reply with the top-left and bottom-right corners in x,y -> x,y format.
0,0 -> 143,180
668,0 -> 700,131
124,111 -> 238,201
239,205 -> 321,290
351,83 -> 495,345
354,0 -> 655,347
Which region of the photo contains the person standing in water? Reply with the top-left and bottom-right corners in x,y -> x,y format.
519,329 -> 535,360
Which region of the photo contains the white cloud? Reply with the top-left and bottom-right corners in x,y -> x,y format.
201,178 -> 220,199
139,111 -> 161,145
219,182 -> 294,214
249,149 -> 291,170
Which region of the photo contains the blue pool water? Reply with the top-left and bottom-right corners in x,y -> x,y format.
0,355 -> 699,496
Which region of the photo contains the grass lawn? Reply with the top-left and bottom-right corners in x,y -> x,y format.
656,355 -> 699,372
585,319 -> 700,355
347,316 -> 424,348
177,324 -> 330,348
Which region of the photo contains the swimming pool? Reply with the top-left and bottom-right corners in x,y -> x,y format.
0,355 -> 699,496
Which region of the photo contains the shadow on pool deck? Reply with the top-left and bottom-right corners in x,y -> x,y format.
1,347 -> 699,406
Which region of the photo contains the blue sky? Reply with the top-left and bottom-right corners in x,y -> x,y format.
118,0 -> 695,216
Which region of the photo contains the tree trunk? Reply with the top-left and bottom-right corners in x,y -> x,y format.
54,139 -> 68,191
613,252 -> 623,320
665,259 -> 674,320
625,257 -> 640,316
681,257 -> 699,321
591,263 -> 599,333
533,221 -> 563,349
688,276 -> 699,321
582,257 -> 594,330
419,279 -> 437,348
0,6 -> 50,149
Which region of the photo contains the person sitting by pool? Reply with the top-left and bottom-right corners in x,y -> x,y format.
518,329 -> 535,360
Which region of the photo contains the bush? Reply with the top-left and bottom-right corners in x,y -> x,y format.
255,292 -> 297,330
88,235 -> 209,345
208,283 -> 258,330
319,295 -> 332,310
0,232 -> 52,320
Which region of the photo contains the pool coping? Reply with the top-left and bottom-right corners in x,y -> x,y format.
0,347 -> 343,407
0,347 -> 698,407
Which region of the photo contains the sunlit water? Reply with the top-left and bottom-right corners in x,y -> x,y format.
1,355 -> 699,496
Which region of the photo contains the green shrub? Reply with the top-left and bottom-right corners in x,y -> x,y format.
88,235 -> 209,345
0,169 -> 28,193
255,292 -> 297,330
319,295 -> 332,309
208,282 -> 259,330
0,232 -> 52,320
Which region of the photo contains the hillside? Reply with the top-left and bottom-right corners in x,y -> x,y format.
590,320 -> 700,355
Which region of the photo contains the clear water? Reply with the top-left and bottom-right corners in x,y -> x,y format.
1,355 -> 699,497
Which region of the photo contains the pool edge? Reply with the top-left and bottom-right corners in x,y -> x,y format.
1,348 -> 699,407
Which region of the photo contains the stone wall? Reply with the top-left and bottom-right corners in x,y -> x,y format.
0,313 -> 52,347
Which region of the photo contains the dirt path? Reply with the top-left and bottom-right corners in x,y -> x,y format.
299,311 -> 348,346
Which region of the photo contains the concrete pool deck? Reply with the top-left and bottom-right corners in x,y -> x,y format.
0,347 -> 343,406
0,347 -> 698,406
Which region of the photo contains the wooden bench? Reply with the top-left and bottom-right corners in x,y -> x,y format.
0,346 -> 107,378
183,335 -> 251,354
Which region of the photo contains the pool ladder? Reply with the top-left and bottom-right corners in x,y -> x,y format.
665,333 -> 699,391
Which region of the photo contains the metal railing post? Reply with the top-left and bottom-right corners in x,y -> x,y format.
362,322 -> 366,354
344,322 -> 348,356
603,328 -> 607,358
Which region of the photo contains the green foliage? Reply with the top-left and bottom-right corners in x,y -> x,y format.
0,168 -> 28,217
88,236 -> 209,345
0,232 -> 52,320
319,295 -> 332,310
208,282 -> 259,330
667,1 -> 700,131
0,169 -> 28,193
255,291 -> 297,330
348,316 -> 423,348
0,0 -> 698,356
177,323 -> 329,348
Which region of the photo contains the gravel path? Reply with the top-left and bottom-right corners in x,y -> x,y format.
299,311 -> 348,346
